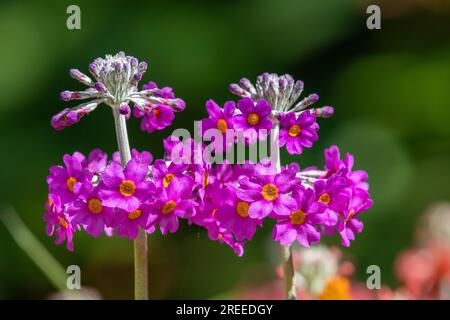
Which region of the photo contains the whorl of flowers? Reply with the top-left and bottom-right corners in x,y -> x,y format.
45,58 -> 372,256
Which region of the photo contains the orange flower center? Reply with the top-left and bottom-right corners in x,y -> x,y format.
162,200 -> 176,215
216,118 -> 228,134
163,173 -> 175,188
87,198 -> 102,214
236,201 -> 250,218
128,209 -> 142,220
119,180 -> 136,197
261,183 -> 279,201
318,193 -> 331,205
288,124 -> 301,137
66,176 -> 77,192
59,216 -> 68,229
203,172 -> 209,189
247,113 -> 260,126
153,108 -> 160,118
290,210 -> 305,225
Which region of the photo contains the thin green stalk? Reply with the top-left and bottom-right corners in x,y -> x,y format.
273,125 -> 297,300
113,108 -> 148,300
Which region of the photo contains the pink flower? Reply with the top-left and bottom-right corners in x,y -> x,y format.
313,175 -> 350,227
237,171 -> 298,219
273,187 -> 327,247
133,81 -> 184,133
232,97 -> 273,144
200,99 -> 236,153
147,183 -> 197,235
68,182 -> 114,237
278,111 -> 318,155
216,190 -> 263,241
43,195 -> 76,251
151,159 -> 192,190
99,159 -> 155,212
336,188 -> 372,247
114,205 -> 152,240
47,154 -> 93,204
324,145 -> 369,191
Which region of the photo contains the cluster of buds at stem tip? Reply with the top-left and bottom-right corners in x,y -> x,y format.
51,52 -> 185,130
229,72 -> 334,122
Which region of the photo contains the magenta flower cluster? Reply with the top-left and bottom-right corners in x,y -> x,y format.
46,53 -> 372,255
45,144 -> 371,254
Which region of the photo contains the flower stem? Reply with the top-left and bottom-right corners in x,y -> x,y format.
273,124 -> 297,300
113,108 -> 149,300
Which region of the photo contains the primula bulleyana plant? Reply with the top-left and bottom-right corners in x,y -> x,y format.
45,52 -> 372,299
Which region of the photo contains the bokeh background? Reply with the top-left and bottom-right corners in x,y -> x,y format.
1,0 -> 450,299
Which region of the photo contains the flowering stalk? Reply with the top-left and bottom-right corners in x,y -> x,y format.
47,53 -> 187,299
113,107 -> 148,300
273,124 -> 297,300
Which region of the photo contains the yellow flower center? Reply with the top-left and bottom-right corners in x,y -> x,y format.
87,198 -> 102,214
162,200 -> 176,215
203,172 -> 209,189
236,201 -> 249,218
290,209 -> 305,225
318,193 -> 331,205
163,173 -> 175,188
127,209 -> 142,220
59,216 -> 68,229
119,180 -> 136,197
288,124 -> 301,137
319,277 -> 351,300
66,176 -> 77,192
247,113 -> 260,126
48,195 -> 53,207
261,183 -> 279,201
216,118 -> 228,134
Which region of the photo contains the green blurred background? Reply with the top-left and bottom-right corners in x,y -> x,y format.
0,0 -> 449,299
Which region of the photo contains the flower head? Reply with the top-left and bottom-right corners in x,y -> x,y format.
229,72 -> 333,117
51,52 -> 184,131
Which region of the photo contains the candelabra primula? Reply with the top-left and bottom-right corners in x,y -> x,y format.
44,53 -> 372,300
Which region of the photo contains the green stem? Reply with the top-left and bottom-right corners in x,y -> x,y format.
113,108 -> 148,300
273,125 -> 297,300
